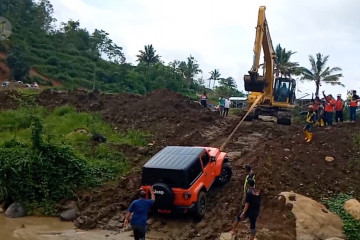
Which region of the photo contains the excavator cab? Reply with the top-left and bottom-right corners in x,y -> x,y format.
273,77 -> 296,104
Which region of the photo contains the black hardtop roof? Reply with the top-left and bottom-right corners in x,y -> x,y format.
143,146 -> 206,170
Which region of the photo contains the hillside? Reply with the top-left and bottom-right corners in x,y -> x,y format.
0,0 -> 242,99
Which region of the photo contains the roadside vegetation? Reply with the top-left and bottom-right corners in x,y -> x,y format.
326,194 -> 360,240
0,106 -> 147,215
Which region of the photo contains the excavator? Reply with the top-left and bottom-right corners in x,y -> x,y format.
244,6 -> 296,125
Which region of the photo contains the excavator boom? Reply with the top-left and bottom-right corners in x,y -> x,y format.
243,6 -> 296,125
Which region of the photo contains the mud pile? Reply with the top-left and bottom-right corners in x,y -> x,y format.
37,89 -> 223,147
0,90 -> 21,109
245,122 -> 360,201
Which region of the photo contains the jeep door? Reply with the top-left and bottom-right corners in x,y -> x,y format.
200,151 -> 216,189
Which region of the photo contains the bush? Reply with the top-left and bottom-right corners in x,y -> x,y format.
326,194 -> 360,240
0,118 -> 96,214
0,108 -> 146,215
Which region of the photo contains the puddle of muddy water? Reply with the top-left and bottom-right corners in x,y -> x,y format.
0,214 -> 133,240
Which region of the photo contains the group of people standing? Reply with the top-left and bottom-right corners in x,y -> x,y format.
303,90 -> 360,143
199,92 -> 231,117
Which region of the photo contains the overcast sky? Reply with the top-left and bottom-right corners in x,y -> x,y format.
51,0 -> 360,98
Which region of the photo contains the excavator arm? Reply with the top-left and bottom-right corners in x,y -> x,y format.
243,6 -> 295,125
244,6 -> 275,102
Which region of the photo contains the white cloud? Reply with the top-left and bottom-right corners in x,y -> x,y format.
50,0 -> 360,97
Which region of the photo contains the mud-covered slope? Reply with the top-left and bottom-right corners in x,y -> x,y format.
36,89 -> 223,147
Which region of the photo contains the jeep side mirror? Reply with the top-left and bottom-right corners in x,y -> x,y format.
210,156 -> 216,162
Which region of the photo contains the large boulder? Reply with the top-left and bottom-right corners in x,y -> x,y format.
281,192 -> 346,240
60,208 -> 78,221
5,202 -> 27,218
59,200 -> 79,221
344,198 -> 360,221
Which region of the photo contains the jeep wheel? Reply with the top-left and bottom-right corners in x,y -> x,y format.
215,163 -> 232,186
152,183 -> 174,210
194,191 -> 206,219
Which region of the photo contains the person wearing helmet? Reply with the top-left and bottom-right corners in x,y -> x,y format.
304,105 -> 316,142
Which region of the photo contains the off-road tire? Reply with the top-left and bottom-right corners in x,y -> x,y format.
193,191 -> 206,219
215,163 -> 232,186
152,183 -> 174,210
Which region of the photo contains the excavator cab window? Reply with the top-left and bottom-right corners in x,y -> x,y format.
289,79 -> 296,104
274,78 -> 291,102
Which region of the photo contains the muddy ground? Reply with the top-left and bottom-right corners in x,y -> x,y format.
1,89 -> 360,239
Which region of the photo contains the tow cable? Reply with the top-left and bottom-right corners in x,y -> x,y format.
219,94 -> 263,151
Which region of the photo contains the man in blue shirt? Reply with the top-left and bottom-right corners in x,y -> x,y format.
124,187 -> 155,240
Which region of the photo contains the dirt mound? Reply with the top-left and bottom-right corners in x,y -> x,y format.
0,90 -> 21,109
37,89 -> 223,146
244,122 -> 360,201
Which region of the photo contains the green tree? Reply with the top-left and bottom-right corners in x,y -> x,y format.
209,69 -> 221,89
90,29 -> 125,63
178,55 -> 202,88
6,45 -> 30,81
136,44 -> 161,71
301,53 -> 343,96
215,77 -> 244,97
35,0 -> 56,33
275,44 -> 300,77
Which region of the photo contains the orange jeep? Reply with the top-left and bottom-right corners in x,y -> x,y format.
140,146 -> 232,219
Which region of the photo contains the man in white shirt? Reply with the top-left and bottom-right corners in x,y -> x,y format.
224,97 -> 231,116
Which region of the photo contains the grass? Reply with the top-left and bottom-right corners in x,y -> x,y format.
325,194 -> 360,240
0,106 -> 147,177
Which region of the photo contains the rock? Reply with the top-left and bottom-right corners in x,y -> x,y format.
227,152 -> 242,160
137,146 -> 148,155
281,192 -> 346,240
325,156 -> 335,162
74,216 -> 97,229
284,148 -> 290,152
259,115 -> 277,123
92,133 -> 107,143
344,199 -> 360,221
58,200 -> 78,211
126,179 -> 135,190
289,193 -> 296,201
219,232 -> 234,240
5,202 -> 27,218
325,238 -> 345,240
60,208 -> 78,221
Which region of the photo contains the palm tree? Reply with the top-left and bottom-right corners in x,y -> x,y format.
274,44 -> 300,77
209,69 -> 221,89
301,53 -> 343,96
178,55 -> 202,88
136,44 -> 161,76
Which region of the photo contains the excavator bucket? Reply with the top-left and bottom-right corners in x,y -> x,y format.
244,71 -> 267,92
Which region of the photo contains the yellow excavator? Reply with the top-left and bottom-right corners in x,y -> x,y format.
244,6 -> 296,125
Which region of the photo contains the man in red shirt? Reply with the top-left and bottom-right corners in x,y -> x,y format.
349,90 -> 360,123
335,94 -> 344,122
322,91 -> 336,127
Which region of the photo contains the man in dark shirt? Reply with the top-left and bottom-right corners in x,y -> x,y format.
124,187 -> 155,240
231,179 -> 261,240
